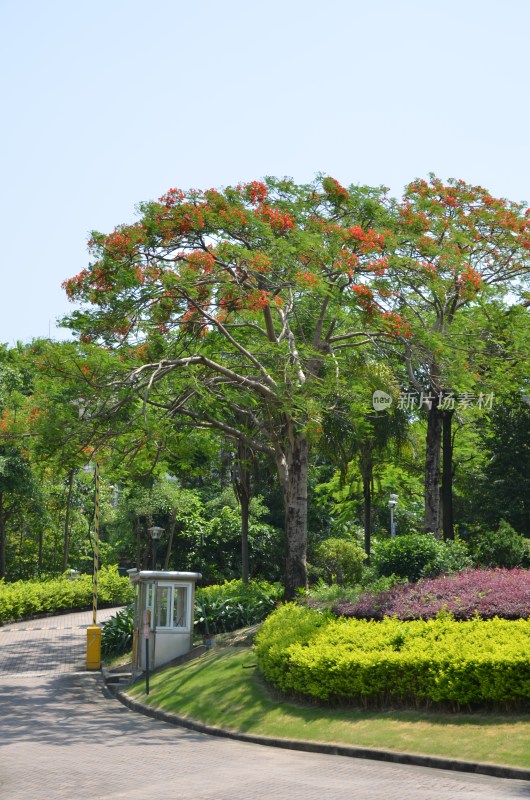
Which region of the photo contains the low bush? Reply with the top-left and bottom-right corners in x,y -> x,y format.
195,579 -> 283,635
470,520 -> 526,569
255,603 -> 530,708
312,538 -> 366,586
333,568 -> 530,621
0,566 -> 134,624
101,605 -> 134,657
372,534 -> 471,583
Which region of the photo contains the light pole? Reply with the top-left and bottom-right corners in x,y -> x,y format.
388,494 -> 398,538
148,526 -> 164,570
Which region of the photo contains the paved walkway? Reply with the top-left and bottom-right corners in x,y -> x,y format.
1,610 -> 529,800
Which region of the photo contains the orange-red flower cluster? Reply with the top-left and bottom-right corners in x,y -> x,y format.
248,252 -> 272,273
255,205 -> 296,234
159,187 -> 186,207
62,270 -> 89,299
245,289 -> 271,311
246,181 -> 268,205
348,226 -> 386,253
322,177 -> 349,202
457,265 -> 482,299
296,270 -> 320,288
185,251 -> 216,273
380,311 -> 412,338
351,284 -> 375,314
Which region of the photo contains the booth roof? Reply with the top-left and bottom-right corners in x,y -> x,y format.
129,570 -> 202,583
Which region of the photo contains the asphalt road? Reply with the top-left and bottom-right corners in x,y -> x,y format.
1,609 -> 529,800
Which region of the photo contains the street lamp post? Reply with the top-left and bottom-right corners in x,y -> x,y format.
388,494 -> 398,538
148,526 -> 164,570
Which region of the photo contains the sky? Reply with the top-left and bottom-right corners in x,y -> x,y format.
1,0 -> 530,346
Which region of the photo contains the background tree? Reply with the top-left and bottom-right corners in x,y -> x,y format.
386,176 -> 530,536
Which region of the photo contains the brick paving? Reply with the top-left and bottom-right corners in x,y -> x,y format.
0,610 -> 529,799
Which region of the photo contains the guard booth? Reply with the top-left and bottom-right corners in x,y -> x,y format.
130,571 -> 202,672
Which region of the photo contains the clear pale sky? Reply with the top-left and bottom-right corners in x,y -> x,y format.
1,0 -> 529,346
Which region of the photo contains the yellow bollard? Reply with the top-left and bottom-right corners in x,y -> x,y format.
132,628 -> 138,668
86,625 -> 101,670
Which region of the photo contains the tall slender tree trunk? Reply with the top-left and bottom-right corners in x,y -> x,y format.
62,470 -> 75,572
424,401 -> 443,537
135,517 -> 142,570
233,440 -> 251,583
240,491 -> 250,584
38,526 -> 43,577
442,410 -> 454,540
163,508 -> 178,570
0,493 -> 5,579
280,432 -> 309,600
360,448 -> 373,562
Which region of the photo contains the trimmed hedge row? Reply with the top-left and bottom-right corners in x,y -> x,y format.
0,566 -> 134,624
255,604 -> 530,707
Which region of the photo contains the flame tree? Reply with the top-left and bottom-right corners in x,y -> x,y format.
63,176 -> 408,597
386,176 -> 530,536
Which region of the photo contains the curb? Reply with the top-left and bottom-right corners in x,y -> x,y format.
104,679 -> 530,783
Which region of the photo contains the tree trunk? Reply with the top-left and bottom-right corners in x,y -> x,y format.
38,526 -> 43,578
360,448 -> 373,562
233,441 -> 251,583
135,517 -> 142,570
240,491 -> 250,584
442,410 -> 454,540
163,508 -> 178,570
0,493 -> 5,579
424,402 -> 443,537
281,432 -> 309,600
62,470 -> 75,572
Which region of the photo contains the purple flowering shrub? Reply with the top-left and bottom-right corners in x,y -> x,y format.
333,568 -> 530,621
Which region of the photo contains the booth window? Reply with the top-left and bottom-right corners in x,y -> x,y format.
173,586 -> 187,628
148,583 -> 190,631
156,585 -> 171,628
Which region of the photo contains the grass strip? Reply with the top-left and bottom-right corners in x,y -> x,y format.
126,645 -> 530,769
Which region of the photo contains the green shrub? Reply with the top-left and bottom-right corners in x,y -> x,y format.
195,579 -> 283,635
101,605 -> 134,657
470,520 -> 526,569
255,604 -> 530,707
255,603 -> 329,689
0,566 -> 133,624
307,580 -> 361,608
372,534 -> 471,583
312,538 -> 366,586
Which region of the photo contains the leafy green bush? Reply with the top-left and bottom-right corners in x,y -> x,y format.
307,580 -> 361,608
255,604 -> 530,708
254,603 -> 329,689
470,520 -> 526,569
0,566 -> 133,624
312,538 -> 366,586
101,605 -> 134,657
372,534 -> 471,583
195,579 -> 283,635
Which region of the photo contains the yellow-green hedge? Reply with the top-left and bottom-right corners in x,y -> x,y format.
0,566 -> 134,623
255,604 -> 530,706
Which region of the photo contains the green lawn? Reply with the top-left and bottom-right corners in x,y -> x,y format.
126,645 -> 530,769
